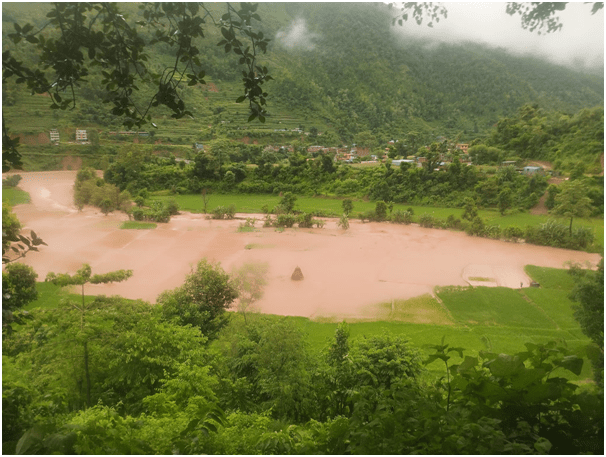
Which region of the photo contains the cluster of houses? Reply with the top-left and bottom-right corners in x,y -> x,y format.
49,128 -> 89,144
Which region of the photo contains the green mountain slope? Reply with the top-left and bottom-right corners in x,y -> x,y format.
2,2 -> 603,145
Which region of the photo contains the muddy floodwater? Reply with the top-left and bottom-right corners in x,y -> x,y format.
6,171 -> 601,319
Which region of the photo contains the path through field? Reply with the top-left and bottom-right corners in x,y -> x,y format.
6,171 -> 601,320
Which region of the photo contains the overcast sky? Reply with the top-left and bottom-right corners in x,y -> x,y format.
389,2 -> 604,71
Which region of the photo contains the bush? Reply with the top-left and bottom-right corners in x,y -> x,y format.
275,214 -> 296,228
279,192 -> 297,213
392,210 -> 413,225
465,216 -> 485,236
131,207 -> 145,221
571,226 -> 594,249
342,199 -> 354,216
418,213 -> 437,228
445,214 -> 462,230
375,201 -> 387,221
212,205 -> 236,220
522,219 -> 593,250
503,226 -> 524,241
338,214 -> 349,230
165,200 -> 180,216
297,213 -> 314,228
359,210 -> 376,223
484,225 -> 501,240
2,175 -> 22,188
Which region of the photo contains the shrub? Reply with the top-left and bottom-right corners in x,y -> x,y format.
338,214 -> 349,230
465,216 -> 485,236
484,225 -> 501,240
392,210 -> 413,225
570,226 -> 594,249
134,196 -> 145,207
152,208 -> 170,223
503,226 -> 524,241
522,219 -> 593,250
2,175 -> 22,188
279,192 -> 297,213
375,201 -> 387,221
445,214 -> 462,230
297,213 -> 314,228
342,199 -> 354,216
131,207 -> 145,221
359,210 -> 376,223
165,199 -> 180,216
212,205 -> 236,220
275,214 -> 296,228
418,213 -> 437,228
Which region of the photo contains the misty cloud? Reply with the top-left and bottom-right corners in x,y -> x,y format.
275,18 -> 319,51
389,2 -> 604,72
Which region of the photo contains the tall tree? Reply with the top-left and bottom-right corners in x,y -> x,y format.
552,179 -> 593,235
158,259 -> 238,340
230,262 -> 269,324
46,264 -> 133,407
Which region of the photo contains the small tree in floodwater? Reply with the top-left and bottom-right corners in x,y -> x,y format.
46,264 -> 133,407
231,262 -> 269,324
202,188 -> 211,214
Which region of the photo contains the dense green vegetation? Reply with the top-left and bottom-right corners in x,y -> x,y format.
2,258 -> 603,455
2,3 -> 603,151
2,3 -> 603,454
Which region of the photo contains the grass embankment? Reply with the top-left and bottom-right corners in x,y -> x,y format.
293,265 -> 593,380
28,265 -> 594,381
2,187 -> 31,205
152,192 -> 604,252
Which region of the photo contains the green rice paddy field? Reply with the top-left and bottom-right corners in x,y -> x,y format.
28,265 -> 596,382
152,192 -> 604,252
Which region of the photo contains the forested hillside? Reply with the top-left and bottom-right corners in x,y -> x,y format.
3,2 -> 603,144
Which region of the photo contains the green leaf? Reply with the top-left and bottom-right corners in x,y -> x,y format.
424,353 -> 449,365
486,354 -> 524,377
457,355 -> 478,373
510,367 -> 546,389
533,437 -> 552,454
554,355 -> 583,376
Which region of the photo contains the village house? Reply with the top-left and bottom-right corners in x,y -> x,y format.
75,129 -> 88,142
522,166 -> 543,175
49,129 -> 60,144
456,143 -> 469,154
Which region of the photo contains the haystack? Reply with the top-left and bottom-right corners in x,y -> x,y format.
291,266 -> 304,281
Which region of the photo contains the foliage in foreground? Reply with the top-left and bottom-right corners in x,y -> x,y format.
4,307 -> 603,454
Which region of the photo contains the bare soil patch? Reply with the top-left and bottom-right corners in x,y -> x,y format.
6,171 -> 601,320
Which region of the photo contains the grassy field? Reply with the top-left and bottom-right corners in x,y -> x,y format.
120,221 -> 157,230
25,264 -> 595,382
152,192 -> 604,252
2,187 -> 31,205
